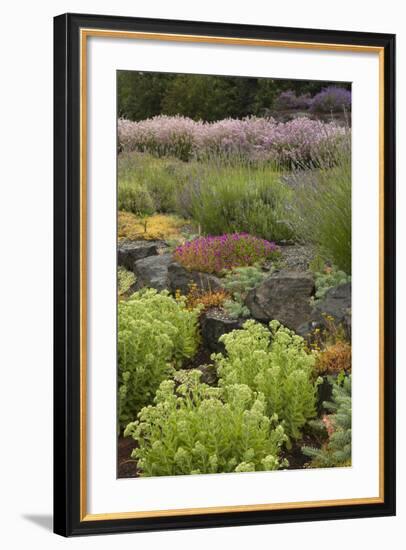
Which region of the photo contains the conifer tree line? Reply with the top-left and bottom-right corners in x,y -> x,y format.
118,71 -> 351,122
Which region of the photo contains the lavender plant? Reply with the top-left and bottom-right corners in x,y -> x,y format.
310,86 -> 351,114
118,115 -> 347,166
187,163 -> 295,242
273,90 -> 312,111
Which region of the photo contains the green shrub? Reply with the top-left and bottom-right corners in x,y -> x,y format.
223,265 -> 267,319
214,320 -> 320,443
291,138 -> 351,272
313,267 -> 351,302
187,163 -> 294,242
302,375 -> 351,467
124,370 -> 288,476
118,289 -> 200,428
118,152 -> 199,213
118,181 -> 155,216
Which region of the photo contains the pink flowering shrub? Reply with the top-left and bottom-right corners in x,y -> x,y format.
173,234 -> 280,275
118,115 -> 347,166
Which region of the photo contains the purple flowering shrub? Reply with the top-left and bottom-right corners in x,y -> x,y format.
173,234 -> 280,274
310,86 -> 351,114
273,90 -> 312,111
118,115 -> 346,166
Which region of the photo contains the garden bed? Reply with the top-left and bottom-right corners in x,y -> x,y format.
116,100 -> 352,477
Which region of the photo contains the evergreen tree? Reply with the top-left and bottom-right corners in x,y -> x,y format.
302,375 -> 352,467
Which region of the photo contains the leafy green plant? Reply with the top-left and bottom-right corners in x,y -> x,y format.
124,370 -> 288,476
313,266 -> 351,302
302,375 -> 351,467
223,265 -> 267,319
118,289 -> 200,429
214,320 -> 320,443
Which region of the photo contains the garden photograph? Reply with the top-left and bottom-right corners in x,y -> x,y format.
116,71 -> 352,479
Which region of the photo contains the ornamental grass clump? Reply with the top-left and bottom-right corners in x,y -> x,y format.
187,162 -> 295,242
290,135 -> 351,272
214,320 -> 320,443
173,233 -> 280,275
124,370 -> 288,476
118,289 -> 200,429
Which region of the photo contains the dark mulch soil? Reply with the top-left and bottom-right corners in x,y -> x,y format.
182,345 -> 212,370
117,430 -> 325,478
117,437 -> 139,478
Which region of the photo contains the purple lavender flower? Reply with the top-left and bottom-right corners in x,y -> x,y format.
310,86 -> 351,114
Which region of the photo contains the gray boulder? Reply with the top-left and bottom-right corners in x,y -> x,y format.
297,282 -> 351,338
200,309 -> 244,353
245,270 -> 315,333
118,241 -> 162,271
133,253 -> 172,291
167,261 -> 223,295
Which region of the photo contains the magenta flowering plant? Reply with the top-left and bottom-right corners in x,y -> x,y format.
173,233 -> 280,275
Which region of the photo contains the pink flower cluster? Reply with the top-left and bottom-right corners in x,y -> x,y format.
173,233 -> 280,275
118,115 -> 347,164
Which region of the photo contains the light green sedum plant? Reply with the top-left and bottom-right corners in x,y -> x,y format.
118,289 -> 200,429
124,370 -> 288,476
214,320 -> 320,443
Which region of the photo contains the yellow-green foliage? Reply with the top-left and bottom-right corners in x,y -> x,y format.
124,370 -> 288,476
214,320 -> 320,442
118,211 -> 187,241
118,289 -> 200,429
117,266 -> 136,299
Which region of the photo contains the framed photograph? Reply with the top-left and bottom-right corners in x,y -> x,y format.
53,13 -> 396,536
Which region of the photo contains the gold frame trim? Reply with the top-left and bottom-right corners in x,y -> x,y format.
79,28 -> 385,522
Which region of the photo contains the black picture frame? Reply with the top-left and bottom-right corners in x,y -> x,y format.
54,12 -> 396,537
